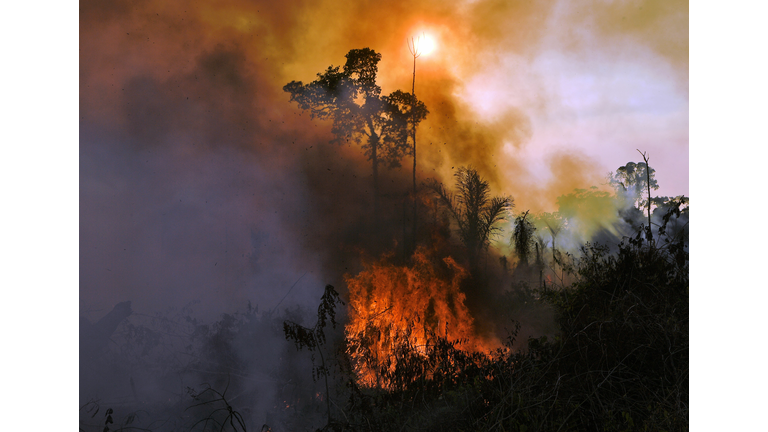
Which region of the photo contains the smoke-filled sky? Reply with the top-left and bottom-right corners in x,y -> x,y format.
81,0 -> 689,199
76,0 -> 690,317
16,1 -> 768,429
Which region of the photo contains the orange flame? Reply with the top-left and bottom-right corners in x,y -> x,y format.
344,246 -> 497,388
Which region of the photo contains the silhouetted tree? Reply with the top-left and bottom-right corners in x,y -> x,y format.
283,285 -> 344,427
609,159 -> 659,211
428,166 -> 513,272
610,154 -> 675,244
512,210 -> 536,266
284,48 -> 428,213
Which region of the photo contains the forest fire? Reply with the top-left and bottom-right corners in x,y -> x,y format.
74,0 -> 691,428
344,246 -> 498,388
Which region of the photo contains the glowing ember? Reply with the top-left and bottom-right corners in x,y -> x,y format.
344,246 -> 495,388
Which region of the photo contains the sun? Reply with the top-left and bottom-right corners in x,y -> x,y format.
409,32 -> 436,57
419,34 -> 436,56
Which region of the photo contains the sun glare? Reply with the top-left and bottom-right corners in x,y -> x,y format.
419,34 -> 436,56
410,32 -> 436,57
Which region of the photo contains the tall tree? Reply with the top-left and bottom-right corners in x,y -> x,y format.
609,160 -> 659,211
512,210 -> 536,266
284,48 -> 427,213
428,167 -> 513,272
407,35 -> 426,254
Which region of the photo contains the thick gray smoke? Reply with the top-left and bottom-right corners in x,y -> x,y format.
79,31 -> 418,432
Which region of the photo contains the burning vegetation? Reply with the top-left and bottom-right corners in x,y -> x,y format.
80,25 -> 689,431
344,246 -> 496,389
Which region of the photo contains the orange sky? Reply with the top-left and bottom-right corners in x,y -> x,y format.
81,0 -> 688,210
77,0 -> 689,315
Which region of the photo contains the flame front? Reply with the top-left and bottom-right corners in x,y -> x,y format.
344,246 -> 495,388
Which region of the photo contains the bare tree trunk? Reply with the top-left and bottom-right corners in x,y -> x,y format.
370,131 -> 379,220
411,53 -> 418,256
637,149 -> 653,245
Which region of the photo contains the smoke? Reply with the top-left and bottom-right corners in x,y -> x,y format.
79,0 -> 687,429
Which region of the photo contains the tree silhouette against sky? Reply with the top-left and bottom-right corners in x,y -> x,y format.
284,48 -> 428,215
609,160 -> 659,211
429,167 -> 513,273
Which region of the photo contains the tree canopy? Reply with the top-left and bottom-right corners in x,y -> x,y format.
284,48 -> 428,201
609,161 -> 659,210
